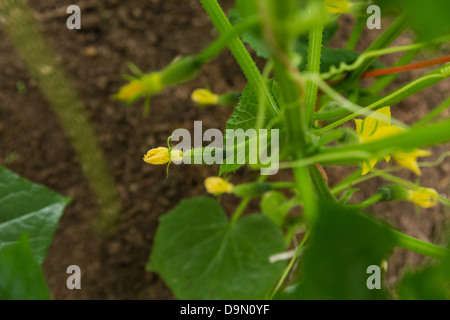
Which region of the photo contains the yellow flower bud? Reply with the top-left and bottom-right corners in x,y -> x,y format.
204,177 -> 234,196
325,0 -> 353,14
143,147 -> 183,165
191,89 -> 220,105
114,73 -> 163,104
407,187 -> 439,208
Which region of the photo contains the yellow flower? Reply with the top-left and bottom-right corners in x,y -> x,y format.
407,187 -> 439,208
143,147 -> 183,165
325,0 -> 353,14
204,177 -> 234,196
114,73 -> 163,104
191,89 -> 219,105
355,106 -> 431,175
392,149 -> 433,176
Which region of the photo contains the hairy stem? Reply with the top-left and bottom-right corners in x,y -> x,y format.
305,24 -> 324,127
199,0 -> 280,119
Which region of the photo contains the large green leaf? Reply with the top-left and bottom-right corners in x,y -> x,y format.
396,250 -> 450,300
148,197 -> 286,299
396,265 -> 450,300
284,201 -> 396,299
0,166 -> 70,264
0,235 -> 50,300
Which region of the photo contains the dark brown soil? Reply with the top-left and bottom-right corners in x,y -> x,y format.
0,0 -> 449,299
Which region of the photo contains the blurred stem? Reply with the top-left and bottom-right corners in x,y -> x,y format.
230,197 -> 251,225
346,16 -> 365,51
270,182 -> 297,189
198,16 -> 259,62
413,96 -> 450,127
230,175 -> 267,225
199,0 -> 280,119
347,193 -> 383,209
0,0 -> 121,232
393,230 -> 449,260
269,229 -> 311,300
315,71 -> 447,135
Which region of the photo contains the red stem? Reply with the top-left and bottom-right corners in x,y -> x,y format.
361,55 -> 450,79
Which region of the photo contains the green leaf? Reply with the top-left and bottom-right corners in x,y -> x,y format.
283,201 -> 395,299
234,0 -> 257,21
220,79 -> 283,175
0,235 -> 50,300
148,197 -> 286,300
261,191 -> 289,226
396,258 -> 450,300
227,79 -> 281,131
375,0 -> 450,40
0,166 -> 70,265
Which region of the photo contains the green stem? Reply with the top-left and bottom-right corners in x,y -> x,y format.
260,0 -> 319,223
347,193 -> 383,209
280,118 -> 450,170
256,61 -> 275,130
331,167 -> 400,195
360,64 -> 450,107
305,24 -> 324,127
315,72 -> 447,135
199,0 -> 280,119
393,230 -> 449,260
269,229 -> 311,300
321,37 -> 450,81
346,16 -> 365,51
270,182 -> 297,189
317,128 -> 345,146
413,96 -> 450,127
341,14 -> 410,89
369,49 -> 420,94
230,197 -> 251,225
198,16 -> 259,62
375,170 -> 450,208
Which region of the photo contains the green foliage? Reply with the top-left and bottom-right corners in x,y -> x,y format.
0,166 -> 71,299
261,191 -> 289,227
230,9 -> 382,75
141,0 -> 450,300
0,235 -> 51,300
220,79 -> 282,175
226,80 -> 281,132
396,258 -> 450,300
148,197 -> 286,299
284,201 -> 396,300
376,0 -> 450,40
0,166 -> 70,265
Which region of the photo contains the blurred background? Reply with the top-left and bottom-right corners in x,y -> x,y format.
0,0 -> 449,299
